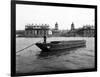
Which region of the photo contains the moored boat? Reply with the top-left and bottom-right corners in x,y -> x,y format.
36,40 -> 86,52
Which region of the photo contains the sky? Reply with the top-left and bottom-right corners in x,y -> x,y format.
16,4 -> 95,30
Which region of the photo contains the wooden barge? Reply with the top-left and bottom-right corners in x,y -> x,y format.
36,40 -> 86,52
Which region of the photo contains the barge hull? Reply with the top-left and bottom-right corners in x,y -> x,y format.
36,40 -> 86,52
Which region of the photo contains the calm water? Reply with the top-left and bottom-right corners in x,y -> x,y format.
16,37 -> 95,73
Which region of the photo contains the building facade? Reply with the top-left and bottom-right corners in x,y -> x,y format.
51,22 -> 61,36
83,25 -> 95,37
65,22 -> 76,37
63,23 -> 95,37
24,24 -> 50,37
54,22 -> 58,30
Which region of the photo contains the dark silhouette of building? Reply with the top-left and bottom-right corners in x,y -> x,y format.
55,22 -> 58,30
71,22 -> 75,31
61,23 -> 95,37
83,25 -> 95,37
16,30 -> 25,37
66,22 -> 76,36
52,22 -> 61,36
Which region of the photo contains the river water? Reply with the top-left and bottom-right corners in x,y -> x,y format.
16,37 -> 95,74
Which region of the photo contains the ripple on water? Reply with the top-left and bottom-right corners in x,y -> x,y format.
16,37 -> 95,73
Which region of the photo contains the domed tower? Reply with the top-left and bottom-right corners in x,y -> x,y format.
55,22 -> 58,30
71,22 -> 75,31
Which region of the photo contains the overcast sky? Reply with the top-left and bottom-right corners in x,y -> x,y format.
16,4 -> 94,30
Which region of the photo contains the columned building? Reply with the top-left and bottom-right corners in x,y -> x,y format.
24,24 -> 49,37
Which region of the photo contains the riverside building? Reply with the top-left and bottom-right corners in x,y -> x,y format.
24,24 -> 50,37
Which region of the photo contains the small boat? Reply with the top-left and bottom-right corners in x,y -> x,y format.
35,28 -> 86,52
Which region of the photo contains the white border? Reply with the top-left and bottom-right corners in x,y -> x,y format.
0,0 -> 99,77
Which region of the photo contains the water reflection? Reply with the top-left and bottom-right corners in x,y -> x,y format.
38,46 -> 86,58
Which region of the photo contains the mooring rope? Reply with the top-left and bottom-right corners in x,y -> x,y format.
16,39 -> 43,53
